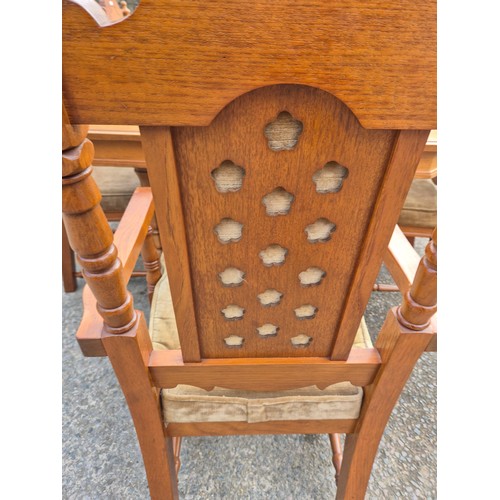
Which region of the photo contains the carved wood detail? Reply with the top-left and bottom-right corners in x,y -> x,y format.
62,114 -> 137,335
329,433 -> 343,484
397,228 -> 437,330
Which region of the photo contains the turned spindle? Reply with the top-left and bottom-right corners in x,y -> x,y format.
329,433 -> 343,483
62,109 -> 137,334
141,226 -> 162,302
397,229 -> 437,330
120,1 -> 131,16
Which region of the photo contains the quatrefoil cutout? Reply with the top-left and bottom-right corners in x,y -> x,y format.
264,111 -> 303,151
312,162 -> 349,194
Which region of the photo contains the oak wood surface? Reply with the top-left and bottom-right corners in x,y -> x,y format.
173,85 -> 397,359
165,419 -> 357,437
149,348 -> 381,391
76,187 -> 155,356
336,310 -> 435,498
398,228 -> 437,330
140,126 -> 201,362
102,313 -> 179,500
331,130 -> 429,359
63,0 -> 436,129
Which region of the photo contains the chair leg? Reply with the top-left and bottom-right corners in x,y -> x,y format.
62,221 -> 77,292
103,314 -> 179,500
335,311 -> 433,499
172,436 -> 183,476
329,433 -> 343,483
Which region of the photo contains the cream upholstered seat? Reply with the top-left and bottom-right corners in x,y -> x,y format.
398,179 -> 437,230
149,261 -> 373,424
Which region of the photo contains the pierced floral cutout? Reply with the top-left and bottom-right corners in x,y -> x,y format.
257,289 -> 283,307
298,267 -> 326,287
214,218 -> 244,244
305,218 -> 336,243
259,244 -> 288,267
257,324 -> 279,337
262,187 -> 294,216
291,334 -> 312,347
312,162 -> 348,193
294,305 -> 318,320
218,267 -> 245,287
224,335 -> 244,348
211,160 -> 246,193
221,305 -> 245,321
264,111 -> 303,151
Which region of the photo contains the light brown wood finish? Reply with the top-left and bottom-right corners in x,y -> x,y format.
171,85 -> 398,359
165,419 -> 357,437
140,126 -> 201,362
329,433 -> 343,483
336,311 -> 435,498
63,124 -> 179,498
149,348 -> 381,391
64,1 -> 435,497
63,0 -> 435,129
332,130 -> 430,360
141,226 -> 162,302
398,228 -> 437,330
76,187 -> 155,356
102,314 -> 179,500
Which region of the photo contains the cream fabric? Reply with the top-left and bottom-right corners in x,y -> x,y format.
399,179 -> 437,229
149,258 -> 373,424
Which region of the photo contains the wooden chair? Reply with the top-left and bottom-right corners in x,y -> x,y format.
62,1 -> 436,498
62,126 -> 436,292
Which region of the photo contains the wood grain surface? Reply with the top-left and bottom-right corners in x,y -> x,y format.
63,0 -> 436,129
165,85 -> 398,358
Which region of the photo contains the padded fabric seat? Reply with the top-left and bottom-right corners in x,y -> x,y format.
398,179 -> 437,229
91,166 -> 140,214
149,262 -> 373,424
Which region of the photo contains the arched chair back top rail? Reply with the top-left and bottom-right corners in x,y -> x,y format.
62,1 -> 436,498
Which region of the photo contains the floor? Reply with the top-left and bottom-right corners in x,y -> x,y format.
62,239 -> 436,499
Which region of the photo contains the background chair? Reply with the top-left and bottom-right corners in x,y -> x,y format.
62,1 -> 436,498
62,126 -> 161,292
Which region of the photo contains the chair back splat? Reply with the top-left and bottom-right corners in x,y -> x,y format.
140,86 -> 429,361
